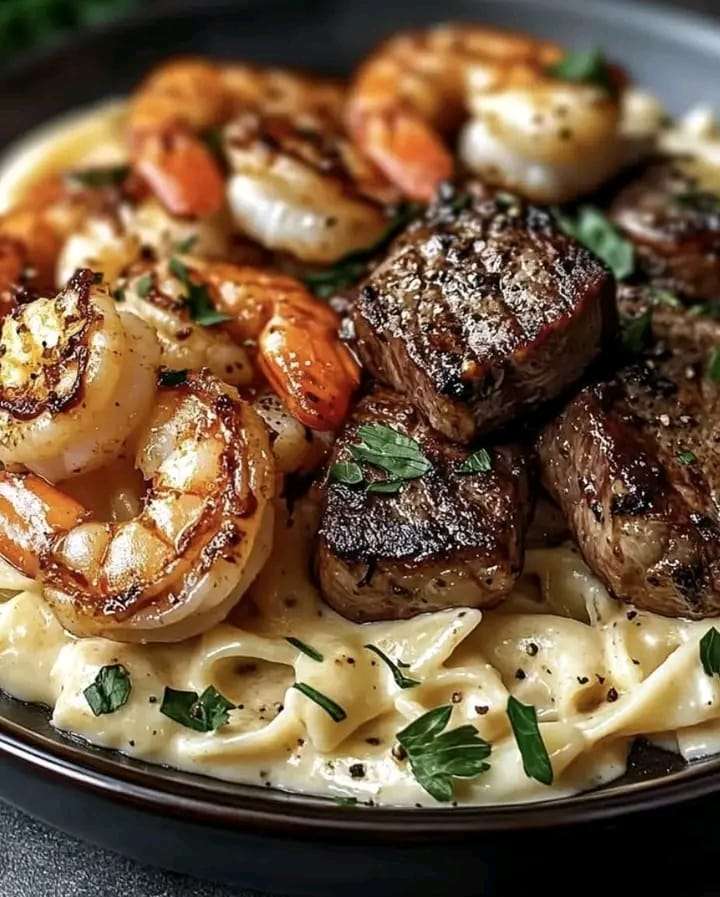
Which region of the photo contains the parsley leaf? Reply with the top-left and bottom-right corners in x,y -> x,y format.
506,696 -> 553,785
286,637 -> 324,662
364,644 -> 420,689
365,478 -> 405,494
169,257 -> 231,326
458,448 -> 492,474
160,685 -> 235,732
333,796 -> 359,807
621,309 -> 653,355
66,164 -> 130,189
700,627 -> 720,677
304,202 -> 422,298
135,273 -> 153,299
649,287 -> 682,309
396,706 -> 491,802
330,460 -> 364,486
292,682 -> 347,722
546,48 -> 614,93
553,206 -> 634,280
349,424 -> 431,480
708,347 -> 720,382
83,664 -> 131,717
158,368 -> 189,388
174,234 -> 198,254
677,450 -> 697,465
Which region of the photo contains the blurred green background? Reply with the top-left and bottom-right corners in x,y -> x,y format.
0,0 -> 141,59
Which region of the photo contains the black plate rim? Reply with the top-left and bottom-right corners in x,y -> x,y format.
3,0 -> 720,841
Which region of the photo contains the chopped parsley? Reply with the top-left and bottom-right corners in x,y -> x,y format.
160,685 -> 235,732
286,637 -> 324,662
677,450 -> 697,466
169,257 -> 231,326
364,644 -> 420,689
83,664 -> 131,717
701,627 -> 720,677
396,705 -> 491,802
292,682 -> 347,722
330,460 -> 364,486
546,48 -> 615,93
112,287 -> 126,303
66,164 -> 130,189
553,205 -> 634,280
649,287 -> 682,309
707,347 -> 720,382
158,368 -> 189,388
458,448 -> 492,475
506,696 -> 553,786
304,202 -> 422,299
134,273 -> 153,299
331,423 -> 432,495
333,796 -> 359,807
174,234 -> 198,254
621,309 -> 653,355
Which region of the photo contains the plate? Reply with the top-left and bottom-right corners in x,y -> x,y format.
2,1 -> 720,893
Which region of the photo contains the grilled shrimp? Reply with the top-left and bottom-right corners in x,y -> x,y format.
181,259 -> 361,430
128,59 -> 391,261
347,24 -> 640,203
0,371 -> 275,642
0,269 -> 159,482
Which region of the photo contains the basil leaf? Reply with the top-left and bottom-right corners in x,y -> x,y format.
458,448 -> 492,474
286,637 -> 324,662
364,644 -> 420,689
349,424 -> 431,480
700,627 -> 720,677
708,347 -> 720,382
135,273 -> 153,299
397,706 -> 491,802
160,685 -> 235,732
83,664 -> 131,716
292,682 -> 347,722
304,202 -> 422,298
66,164 -> 130,189
621,309 -> 653,355
330,461 -> 364,486
158,368 -> 189,388
506,696 -> 553,785
677,450 -> 697,465
554,206 -> 634,280
170,257 -> 231,326
546,48 -> 614,92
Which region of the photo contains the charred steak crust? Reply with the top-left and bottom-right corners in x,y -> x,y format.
352,190 -> 617,443
316,389 -> 530,623
610,160 -> 720,300
538,308 -> 720,618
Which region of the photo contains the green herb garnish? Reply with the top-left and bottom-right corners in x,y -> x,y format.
304,202 -> 422,298
546,48 -> 614,93
174,234 -> 198,254
365,478 -> 405,494
458,448 -> 492,475
158,368 -> 189,388
83,664 -> 131,717
292,682 -> 347,722
621,309 -> 653,355
349,424 -> 431,480
286,637 -> 324,662
201,127 -> 227,169
676,191 -> 720,215
396,706 -> 491,802
554,206 -> 634,280
700,627 -> 720,677
135,273 -> 153,299
506,696 -> 553,786
112,287 -> 126,303
160,685 -> 235,732
170,257 -> 231,326
708,347 -> 720,382
330,460 -> 364,486
364,644 -> 420,689
333,796 -> 359,807
649,288 -> 682,308
677,450 -> 697,465
66,164 -> 130,189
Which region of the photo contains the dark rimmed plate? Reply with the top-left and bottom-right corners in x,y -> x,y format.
3,1 -> 720,894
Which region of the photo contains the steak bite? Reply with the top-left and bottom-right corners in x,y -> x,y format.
352,188 -> 617,443
538,306 -> 720,618
316,388 -> 530,622
610,160 -> 720,301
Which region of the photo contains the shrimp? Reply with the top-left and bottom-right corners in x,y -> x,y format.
190,260 -> 361,430
0,269 -> 160,482
253,390 -> 332,474
347,24 -> 639,203
128,59 -> 392,261
0,371 -> 275,642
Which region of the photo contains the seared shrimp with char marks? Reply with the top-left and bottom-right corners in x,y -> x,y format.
0,370 -> 275,642
129,59 -> 392,262
0,269 -> 159,482
347,24 -> 641,203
